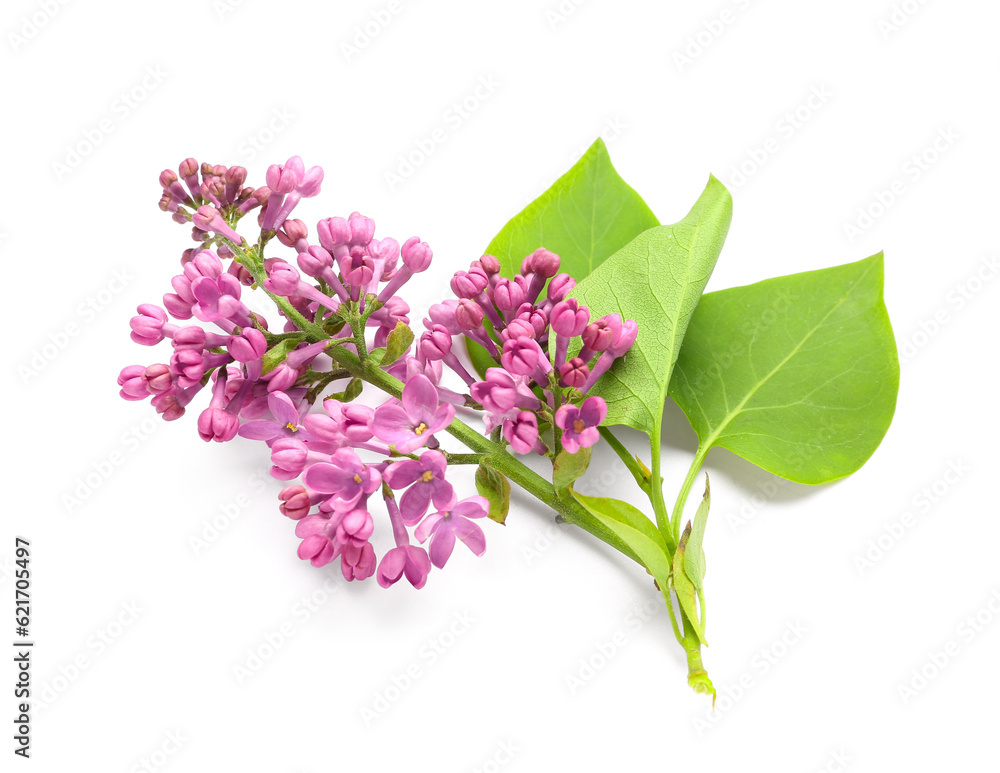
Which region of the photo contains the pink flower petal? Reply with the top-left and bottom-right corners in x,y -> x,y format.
371,404 -> 414,445
454,517 -> 486,556
428,525 -> 456,569
401,374 -> 439,424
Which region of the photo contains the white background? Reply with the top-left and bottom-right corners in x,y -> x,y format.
4,0 -> 999,770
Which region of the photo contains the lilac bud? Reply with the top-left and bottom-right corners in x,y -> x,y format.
503,411 -> 541,455
201,178 -> 226,207
266,156 -> 305,194
158,192 -> 177,213
297,245 -> 333,277
547,273 -> 576,302
228,328 -> 267,362
178,157 -> 199,185
192,205 -> 242,244
550,299 -> 589,337
348,212 -> 375,246
420,325 -> 453,361
130,304 -> 170,346
400,236 -> 433,271
264,260 -> 301,296
249,186 -> 270,210
582,319 -> 615,353
171,326 -> 208,351
317,217 -> 351,251
500,318 -> 535,342
340,509 -> 375,541
278,485 -> 311,520
298,165 -> 324,197
494,278 -> 527,312
277,219 -> 308,247
271,438 -> 309,477
527,248 -> 560,278
450,270 -> 489,298
501,337 -> 540,377
143,363 -> 173,394
559,357 -> 590,388
455,299 -> 484,330
609,320 -> 638,356
478,254 -> 501,275
515,305 -> 548,339
224,166 -> 247,203
159,169 -> 178,189
118,365 -> 149,400
197,407 -> 240,443
341,404 -> 375,442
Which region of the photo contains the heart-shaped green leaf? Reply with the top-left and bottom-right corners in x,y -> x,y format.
570,176 -> 733,434
669,254 -> 899,484
484,138 -> 659,279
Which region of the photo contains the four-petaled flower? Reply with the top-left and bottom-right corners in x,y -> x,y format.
382,450 -> 456,525
414,496 -> 490,569
303,449 -> 382,511
238,391 -> 311,445
554,396 -> 606,454
371,375 -> 454,453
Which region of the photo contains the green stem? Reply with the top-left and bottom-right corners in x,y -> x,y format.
649,422 -> 676,551
681,610 -> 715,701
670,443 -> 710,537
322,343 -> 646,567
598,426 -> 650,495
442,453 -> 482,465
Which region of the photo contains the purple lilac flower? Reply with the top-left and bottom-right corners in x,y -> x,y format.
414,496 -> 490,569
237,391 -> 312,445
383,450 -> 456,525
554,396 -> 607,454
303,448 -> 382,511
371,375 -> 454,454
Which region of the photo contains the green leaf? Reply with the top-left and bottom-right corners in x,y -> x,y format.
571,176 -> 733,433
484,138 -> 658,279
672,524 -> 708,645
325,377 -> 363,403
683,475 -> 710,593
383,321 -> 414,366
261,337 -> 304,375
553,446 -> 591,494
669,253 -> 899,484
570,491 -> 671,581
476,461 -> 511,525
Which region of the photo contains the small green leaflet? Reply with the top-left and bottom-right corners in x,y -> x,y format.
672,523 -> 708,645
570,491 -> 672,586
552,447 -> 591,495
475,461 -> 511,525
383,321 -> 414,366
570,176 -> 733,433
683,475 -> 710,594
484,138 -> 659,279
669,253 -> 899,484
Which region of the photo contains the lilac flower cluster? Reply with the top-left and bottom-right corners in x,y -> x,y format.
119,155 -> 638,589
119,156 -> 488,588
420,249 -> 637,455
